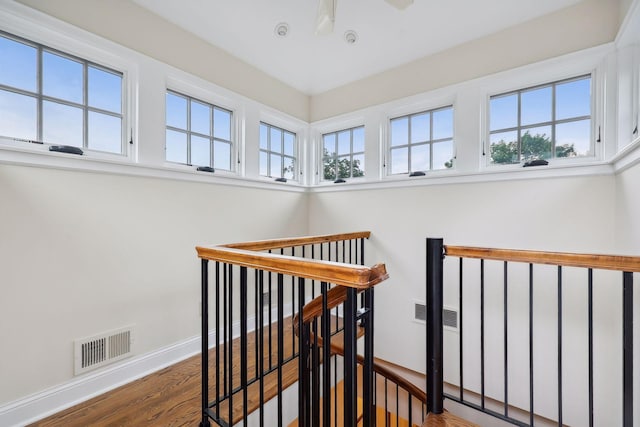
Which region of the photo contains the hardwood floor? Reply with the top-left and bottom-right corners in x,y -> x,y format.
30,319 -> 298,427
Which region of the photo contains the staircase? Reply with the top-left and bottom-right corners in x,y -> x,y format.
195,232 -> 478,427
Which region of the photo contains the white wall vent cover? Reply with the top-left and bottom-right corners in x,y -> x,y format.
414,301 -> 459,331
74,325 -> 135,375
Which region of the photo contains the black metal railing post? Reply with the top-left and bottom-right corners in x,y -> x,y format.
362,287 -> 376,426
426,238 -> 444,414
200,259 -> 211,427
623,271 -> 633,427
343,287 -> 358,426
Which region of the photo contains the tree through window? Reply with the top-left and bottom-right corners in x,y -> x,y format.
322,126 -> 365,181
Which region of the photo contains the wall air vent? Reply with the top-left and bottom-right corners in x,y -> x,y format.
74,326 -> 134,375
413,302 -> 458,331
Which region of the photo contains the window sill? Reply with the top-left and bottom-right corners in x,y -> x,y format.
0,142 -> 306,193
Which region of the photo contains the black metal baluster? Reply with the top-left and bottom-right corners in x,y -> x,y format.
460,257 -> 464,402
268,250 -> 273,369
504,261 -> 508,417
297,276 -> 308,427
588,268 -> 594,427
311,317 -> 320,427
480,258 -> 485,409
557,266 -> 563,427
254,270 -> 259,383
321,282 -> 331,427
223,264 -> 228,397
529,263 -> 534,426
215,262 -> 221,412
228,265 -> 233,424
277,273 -> 284,427
259,270 -> 265,427
291,247 -> 296,359
622,271 -> 633,427
311,245 -> 316,297
360,237 -> 365,266
200,259 -> 210,427
385,378 -> 388,427
363,288 -> 375,426
240,267 -> 248,423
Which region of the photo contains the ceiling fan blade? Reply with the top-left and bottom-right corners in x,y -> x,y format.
385,0 -> 414,10
315,0 -> 336,35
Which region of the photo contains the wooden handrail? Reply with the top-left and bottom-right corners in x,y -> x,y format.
445,245 -> 640,272
223,231 -> 371,251
196,232 -> 385,289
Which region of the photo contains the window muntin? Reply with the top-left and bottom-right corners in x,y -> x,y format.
488,75 -> 592,165
389,106 -> 454,174
0,31 -> 124,154
259,122 -> 296,180
165,90 -> 233,171
322,126 -> 365,181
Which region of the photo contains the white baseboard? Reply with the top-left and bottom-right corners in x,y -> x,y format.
0,304 -> 293,427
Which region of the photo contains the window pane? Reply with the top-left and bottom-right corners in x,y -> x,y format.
0,89 -> 37,140
214,140 -> 231,170
323,133 -> 336,155
42,51 -> 82,103
433,140 -> 453,170
521,126 -> 552,161
270,128 -> 282,153
556,119 -> 591,157
490,94 -> 517,130
283,132 -> 295,156
337,130 -> 350,155
214,108 -> 231,140
283,156 -> 295,180
411,144 -> 429,172
166,129 -> 187,163
556,78 -> 591,120
166,93 -> 187,129
259,151 -> 268,176
411,113 -> 429,143
42,101 -> 82,147
323,155 -> 336,181
336,156 -> 350,179
88,67 -> 121,113
260,124 -> 268,149
191,100 -> 210,135
391,147 -> 408,174
433,108 -> 453,140
490,130 -> 518,164
0,36 -> 37,92
191,135 -> 210,166
521,86 -> 552,126
270,153 -> 281,177
391,117 -> 408,146
88,112 -> 121,153
352,127 -> 364,152
352,153 -> 365,177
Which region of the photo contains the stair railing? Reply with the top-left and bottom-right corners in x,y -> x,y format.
426,237 -> 639,427
195,232 -> 387,427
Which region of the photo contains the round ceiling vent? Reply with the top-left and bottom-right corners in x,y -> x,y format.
274,23 -> 289,37
344,30 -> 358,44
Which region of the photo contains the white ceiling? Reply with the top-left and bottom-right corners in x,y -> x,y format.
132,0 -> 583,95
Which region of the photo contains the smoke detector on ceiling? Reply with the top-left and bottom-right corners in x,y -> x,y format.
344,30 -> 358,44
274,22 -> 289,37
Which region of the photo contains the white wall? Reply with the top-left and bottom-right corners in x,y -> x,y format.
0,164 -> 307,404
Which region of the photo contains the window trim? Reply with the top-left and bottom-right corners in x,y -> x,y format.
164,89 -> 235,171
0,29 -> 126,155
486,74 -> 594,166
321,125 -> 365,182
387,105 -> 455,175
259,121 -> 298,181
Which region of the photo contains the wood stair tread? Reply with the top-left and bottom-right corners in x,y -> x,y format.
422,411 -> 480,427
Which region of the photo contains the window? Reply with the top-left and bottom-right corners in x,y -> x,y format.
389,106 -> 454,175
322,126 -> 364,181
489,75 -> 592,165
165,90 -> 233,170
259,122 -> 296,180
0,31 -> 124,154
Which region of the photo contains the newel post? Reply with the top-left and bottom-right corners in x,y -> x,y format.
426,238 -> 444,414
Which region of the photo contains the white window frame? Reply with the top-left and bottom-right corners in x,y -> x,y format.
387,105 -> 455,176
487,74 -> 594,166
321,125 -> 365,182
0,4 -> 136,162
259,121 -> 298,181
164,89 -> 234,171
